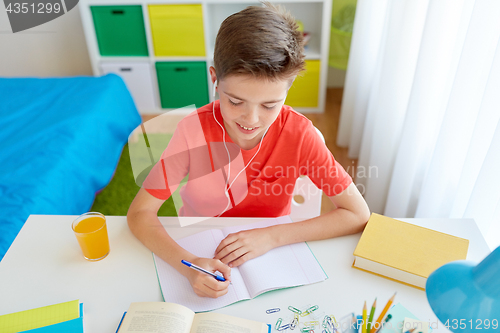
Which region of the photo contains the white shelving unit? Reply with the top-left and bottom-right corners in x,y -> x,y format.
79,0 -> 332,114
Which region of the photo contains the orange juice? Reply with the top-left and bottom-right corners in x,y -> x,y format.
72,213 -> 109,261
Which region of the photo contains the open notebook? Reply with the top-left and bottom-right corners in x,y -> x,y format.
153,216 -> 328,312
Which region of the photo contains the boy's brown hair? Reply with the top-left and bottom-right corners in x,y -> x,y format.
214,2 -> 305,83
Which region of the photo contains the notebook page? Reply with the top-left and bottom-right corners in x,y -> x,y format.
240,241 -> 327,297
0,300 -> 80,332
153,229 -> 250,312
221,217 -> 327,298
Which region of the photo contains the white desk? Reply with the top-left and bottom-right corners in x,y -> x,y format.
0,215 -> 491,332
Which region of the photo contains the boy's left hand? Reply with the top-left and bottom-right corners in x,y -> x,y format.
214,228 -> 274,267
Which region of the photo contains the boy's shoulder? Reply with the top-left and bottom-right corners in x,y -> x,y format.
278,104 -> 315,133
281,104 -> 312,123
174,103 -> 213,128
195,102 -> 216,118
276,106 -> 322,147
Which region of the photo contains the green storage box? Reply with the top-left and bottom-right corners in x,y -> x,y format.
156,62 -> 209,109
91,5 -> 148,56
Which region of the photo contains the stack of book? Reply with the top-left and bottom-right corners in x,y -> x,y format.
353,213 -> 469,289
0,300 -> 84,332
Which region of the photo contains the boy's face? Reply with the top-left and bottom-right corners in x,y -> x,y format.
212,69 -> 291,150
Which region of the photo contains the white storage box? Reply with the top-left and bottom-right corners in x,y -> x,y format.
100,62 -> 157,111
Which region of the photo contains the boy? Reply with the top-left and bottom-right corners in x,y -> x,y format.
127,3 -> 370,299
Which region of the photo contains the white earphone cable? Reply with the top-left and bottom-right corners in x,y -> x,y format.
212,97 -> 269,217
227,125 -> 269,192
212,100 -> 232,198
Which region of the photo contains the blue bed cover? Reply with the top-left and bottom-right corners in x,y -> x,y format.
0,74 -> 142,260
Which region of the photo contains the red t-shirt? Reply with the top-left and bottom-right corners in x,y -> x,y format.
143,101 -> 352,217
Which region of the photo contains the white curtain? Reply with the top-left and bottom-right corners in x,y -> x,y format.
338,0 -> 500,251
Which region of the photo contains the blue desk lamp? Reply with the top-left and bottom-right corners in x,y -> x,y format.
426,246 -> 500,332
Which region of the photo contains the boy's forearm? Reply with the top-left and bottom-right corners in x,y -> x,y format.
272,207 -> 368,247
127,210 -> 197,277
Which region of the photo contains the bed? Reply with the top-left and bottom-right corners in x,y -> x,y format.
0,74 -> 142,260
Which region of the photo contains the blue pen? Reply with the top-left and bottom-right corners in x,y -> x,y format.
181,260 -> 226,282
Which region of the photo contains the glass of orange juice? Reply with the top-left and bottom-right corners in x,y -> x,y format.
72,212 -> 110,261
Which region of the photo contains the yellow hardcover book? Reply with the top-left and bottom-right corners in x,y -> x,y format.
353,213 -> 469,289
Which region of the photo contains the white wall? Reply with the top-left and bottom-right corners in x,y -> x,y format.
0,4 -> 345,87
0,5 -> 92,77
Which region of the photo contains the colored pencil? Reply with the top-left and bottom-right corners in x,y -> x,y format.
362,301 -> 367,333
370,293 -> 397,333
366,298 -> 377,333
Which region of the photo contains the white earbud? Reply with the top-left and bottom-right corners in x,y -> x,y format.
212,80 -> 218,98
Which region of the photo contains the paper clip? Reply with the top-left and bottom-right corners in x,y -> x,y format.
322,321 -> 332,333
278,324 -> 291,331
275,318 -> 283,330
301,305 -> 319,317
322,316 -> 335,333
266,308 -> 280,314
301,327 -> 314,333
291,316 -> 299,329
322,316 -> 330,328
329,316 -> 338,332
322,315 -> 337,333
330,318 -> 337,331
288,306 -> 302,314
305,321 -> 319,326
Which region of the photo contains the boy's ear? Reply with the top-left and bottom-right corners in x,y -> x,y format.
209,66 -> 217,84
209,66 -> 218,97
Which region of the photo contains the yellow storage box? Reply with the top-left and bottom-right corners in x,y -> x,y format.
149,4 -> 205,57
285,60 -> 320,108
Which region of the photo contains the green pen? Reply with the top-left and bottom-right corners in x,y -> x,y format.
367,298 -> 377,333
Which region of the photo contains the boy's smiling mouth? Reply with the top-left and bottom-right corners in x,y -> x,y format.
236,122 -> 259,132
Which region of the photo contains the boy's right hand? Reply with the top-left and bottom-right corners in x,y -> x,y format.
185,258 -> 231,298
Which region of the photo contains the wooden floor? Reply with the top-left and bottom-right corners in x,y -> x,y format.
142,88 -> 356,214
